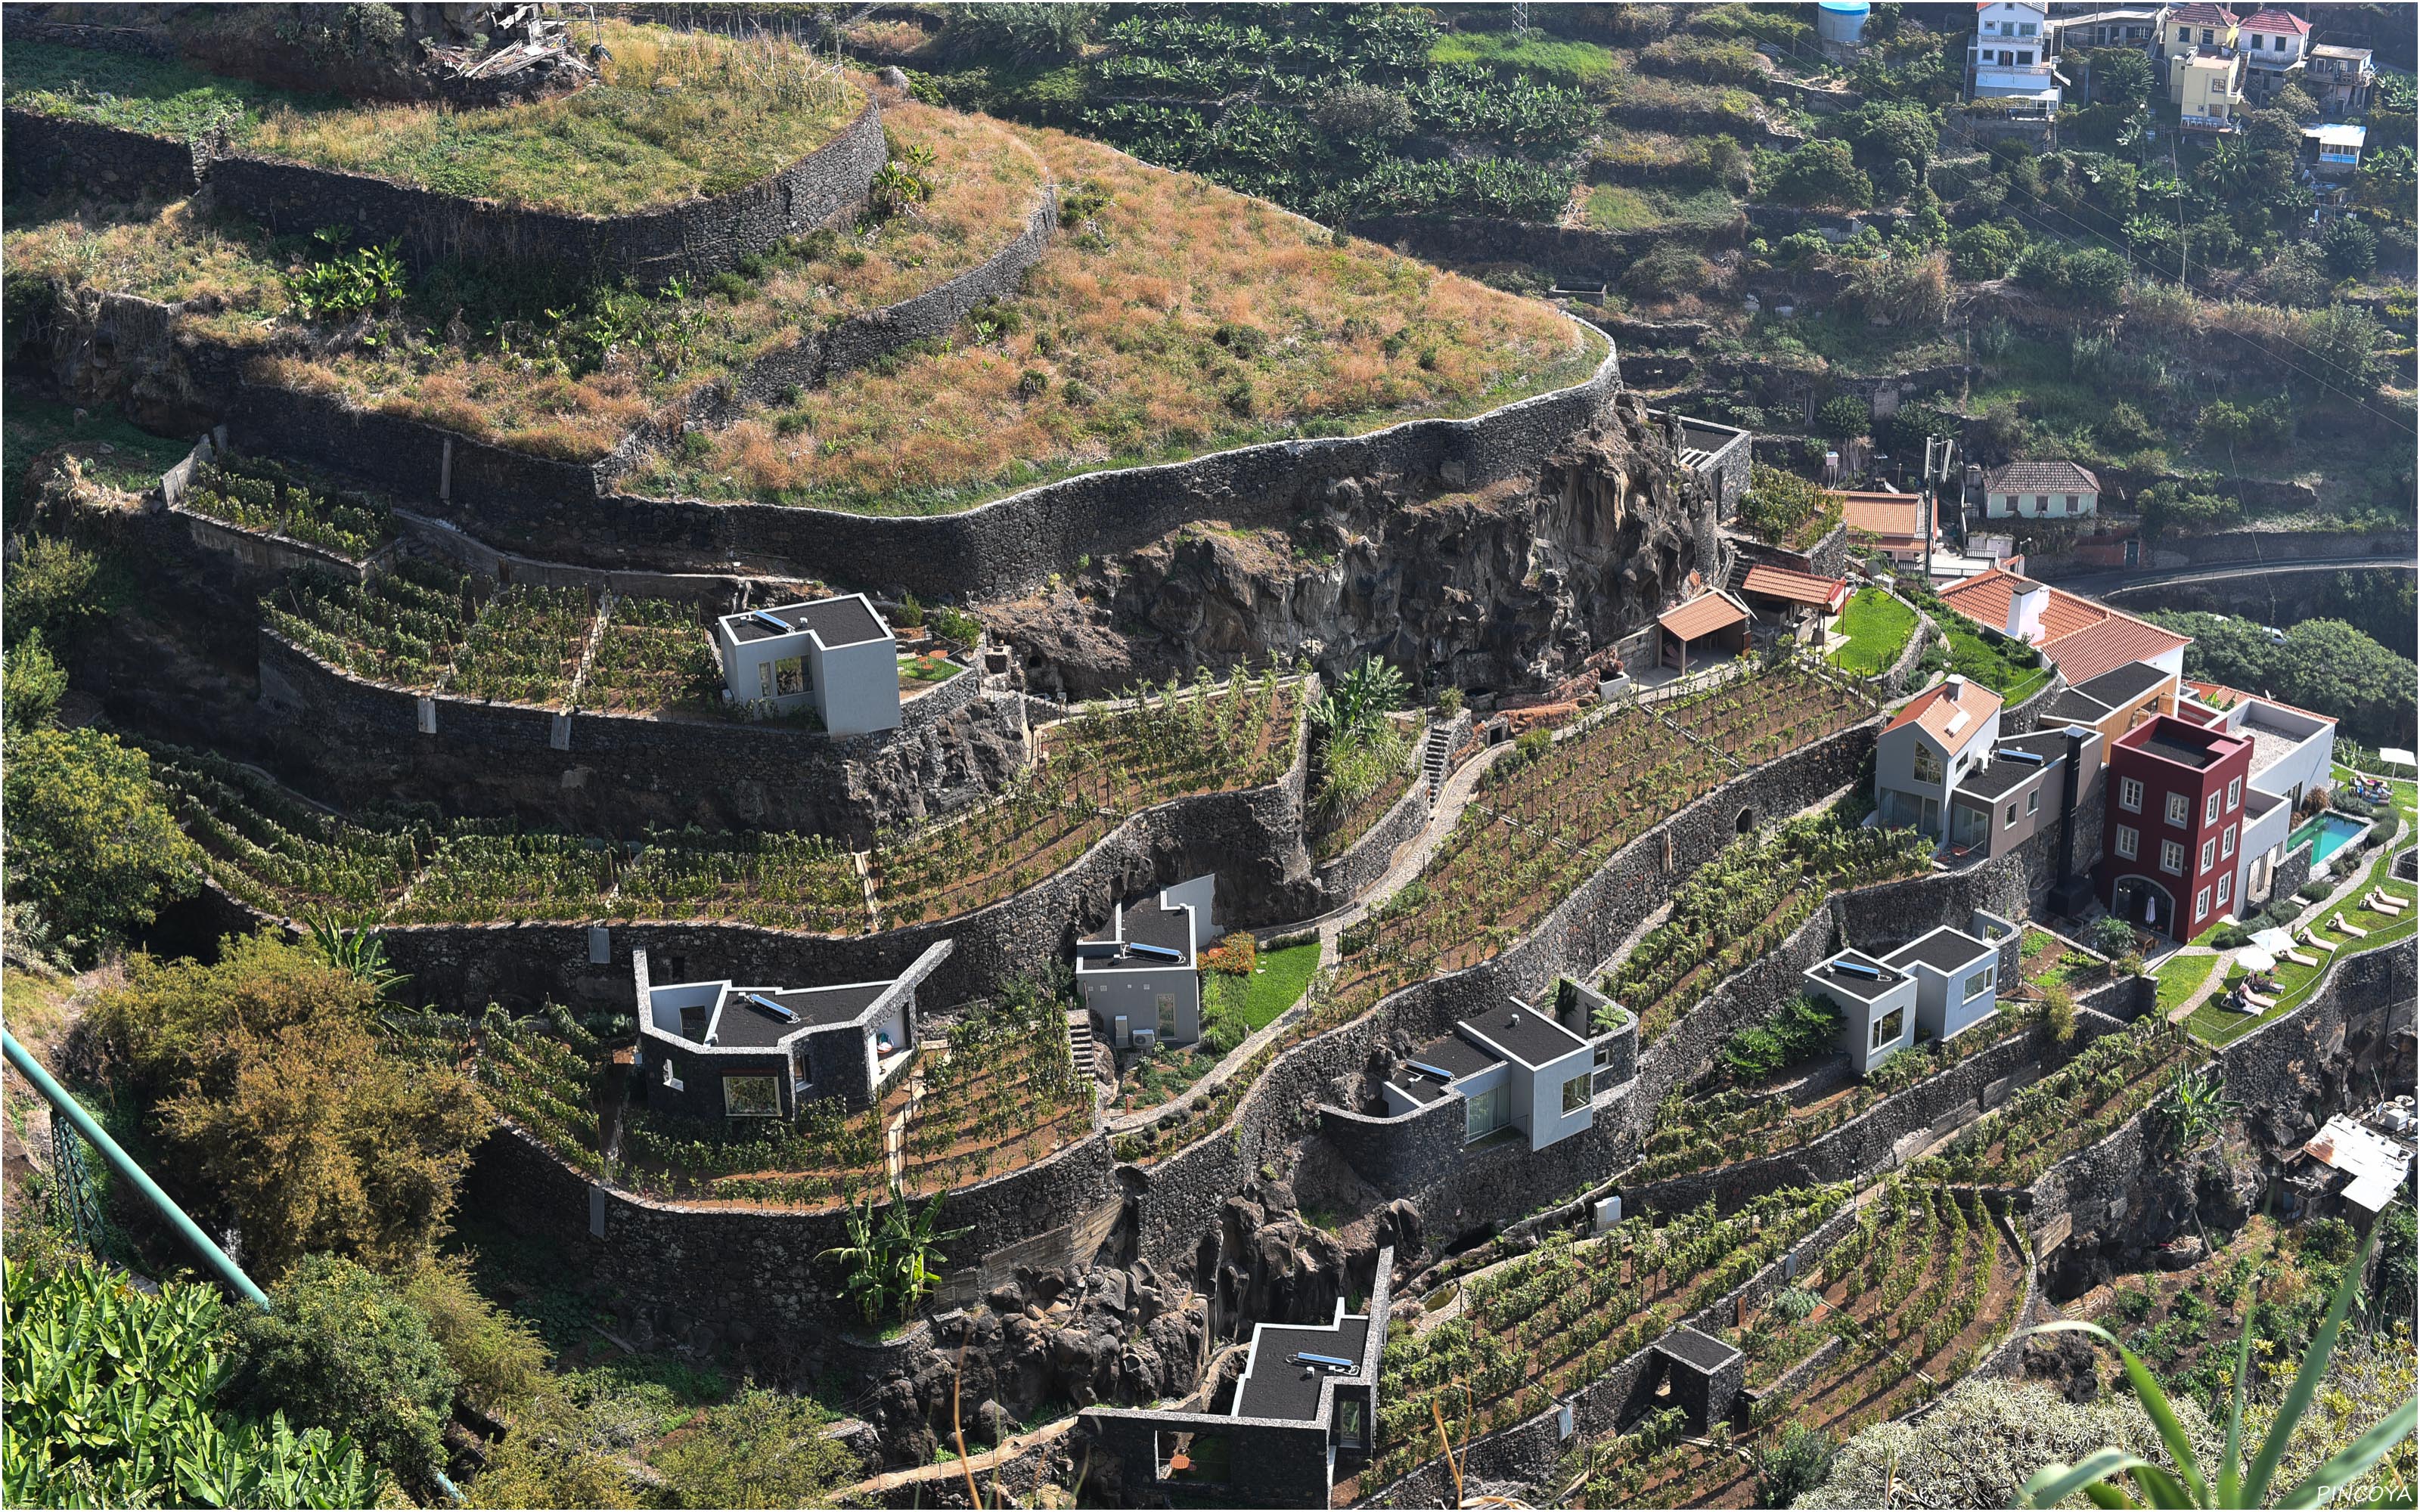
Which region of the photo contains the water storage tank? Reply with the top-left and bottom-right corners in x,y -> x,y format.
1817,0 -> 1870,45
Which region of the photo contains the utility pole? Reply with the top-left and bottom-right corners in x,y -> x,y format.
1512,1 -> 1528,37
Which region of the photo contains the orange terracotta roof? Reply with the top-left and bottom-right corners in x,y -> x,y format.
2042,614 -> 2192,685
1936,567 -> 2192,686
1885,679 -> 2004,748
1740,563 -> 1849,609
1832,491 -> 1929,543
1658,591 -> 1749,642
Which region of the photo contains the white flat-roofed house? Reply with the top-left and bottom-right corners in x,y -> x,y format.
1802,950 -> 1918,1074
715,592 -> 901,735
2176,683 -> 2338,911
1077,875 -> 1218,1051
1881,918 -> 2009,1043
631,940 -> 951,1123
1384,996 -> 1602,1152
1971,1 -> 2063,108
2304,122 -> 2366,178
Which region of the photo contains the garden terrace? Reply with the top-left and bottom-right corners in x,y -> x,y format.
2016,925 -> 2111,999
1599,1182 -> 2024,1507
573,596 -> 725,717
623,123 -> 1595,513
613,832 -> 867,936
5,23 -> 862,216
386,832 -> 624,926
147,742 -> 430,928
0,197 -> 293,349
1112,937 -> 1323,1114
262,558 -> 479,690
2186,842 -> 2418,1048
1928,1017 -> 2200,1187
1826,587 -> 1919,678
2,395 -> 194,502
1310,727 -> 1419,863
1367,1185 -> 1853,1491
1331,665 -> 1872,1017
177,452 -> 398,561
1035,671 -> 1307,813
869,792 -> 1118,931
621,1094 -> 892,1213
1606,814 -> 1934,1047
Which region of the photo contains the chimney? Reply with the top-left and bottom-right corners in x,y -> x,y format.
2049,724 -> 2096,916
1945,674 -> 1966,702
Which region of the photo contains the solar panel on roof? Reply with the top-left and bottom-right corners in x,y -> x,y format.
1832,959 -> 1883,981
1289,1352 -> 1356,1372
748,993 -> 799,1023
1128,942 -> 1185,962
1409,1061 -> 1457,1081
1995,748 -> 2046,765
751,609 -> 790,633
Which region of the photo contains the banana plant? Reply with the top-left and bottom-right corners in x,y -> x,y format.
2020,1219 -> 2415,1509
302,909 -> 411,999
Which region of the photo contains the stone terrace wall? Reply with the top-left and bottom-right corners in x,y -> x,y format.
1311,773 -> 1429,909
3,110 -> 198,203
455,330 -> 1624,602
1129,715 -> 1879,1273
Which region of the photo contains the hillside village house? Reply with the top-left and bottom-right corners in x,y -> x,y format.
1832,489 -> 1938,565
715,592 -> 901,735
2304,122 -> 2366,178
632,940 -> 951,1122
2236,6 -> 2310,104
1981,460 -> 2101,520
1738,563 -> 1850,642
1939,568 -> 2193,689
2176,682 -> 2339,909
1385,993 -> 1605,1153
1804,915 -> 2011,1075
1077,875 -> 1218,1051
2049,6 -> 2164,52
2099,714 -> 2255,941
1875,677 -> 2003,841
2304,44 -> 2376,113
1970,0 -> 2064,109
1941,724 -> 2105,861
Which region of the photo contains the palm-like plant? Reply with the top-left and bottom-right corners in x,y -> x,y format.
2019,1219 -> 2416,1509
302,909 -> 410,998
2149,1063 -> 2239,1158
818,1186 -> 972,1325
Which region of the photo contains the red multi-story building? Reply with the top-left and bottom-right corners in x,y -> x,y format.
2099,714 -> 2254,942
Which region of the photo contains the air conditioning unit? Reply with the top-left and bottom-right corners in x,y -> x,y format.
1593,1194 -> 1622,1233
1131,1028 -> 1157,1053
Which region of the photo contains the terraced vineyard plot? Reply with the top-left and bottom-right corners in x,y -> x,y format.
389,833 -> 623,925
897,993 -> 1091,1196
1931,1017 -> 2198,1186
870,794 -> 1118,928
1665,663 -> 1873,766
181,455 -> 396,561
576,597 -> 724,716
1037,674 -> 1305,813
476,1014 -> 607,1179
617,832 -> 868,934
263,559 -> 479,689
1606,1184 -> 2023,1507
625,1094 -> 895,1212
149,744 -> 428,927
1369,1185 -> 1851,1490
445,586 -> 594,705
1609,816 -> 1932,1046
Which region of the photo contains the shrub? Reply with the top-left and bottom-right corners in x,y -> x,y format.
1771,139 -> 1872,207
2097,401 -> 2157,452
2320,215 -> 2376,279
2,725 -> 198,961
648,1383 -> 856,1507
2089,916 -> 2136,958
1436,685 -> 1464,717
3,631 -> 67,731
88,934 -> 491,1278
2299,880 -> 2334,902
1757,1421 -> 1838,1506
1949,222 -> 2022,280
1817,393 -> 1873,439
402,1256 -> 549,1415
3,1257 -> 379,1508
1723,993 -> 1843,1082
2041,981 -> 2077,1043
233,1255 -> 459,1488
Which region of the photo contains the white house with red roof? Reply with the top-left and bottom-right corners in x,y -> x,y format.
1876,676 -> 2004,841
2237,7 -> 2311,103
1980,460 -> 2101,520
1938,568 -> 2192,687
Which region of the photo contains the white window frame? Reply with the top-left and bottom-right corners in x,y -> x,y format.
2205,792 -> 2222,826
2221,825 -> 2235,860
2160,839 -> 2186,875
2217,872 -> 2232,907
1962,965 -> 1995,999
1562,1073 -> 1591,1115
2201,838 -> 2217,873
1870,1006 -> 1905,1053
2028,789 -> 2040,815
2196,886 -> 2212,919
2120,777 -> 2144,813
2167,792 -> 2189,826
2006,801 -> 2019,829
2227,777 -> 2242,810
2116,825 -> 2139,860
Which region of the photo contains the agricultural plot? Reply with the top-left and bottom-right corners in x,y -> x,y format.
179,455 -> 396,561
896,991 -> 1091,1196
870,794 -> 1119,928
1037,673 -> 1305,813
1311,751 -> 1417,863
616,832 -> 867,934
1604,1183 -> 2024,1507
147,744 -> 428,927
1608,815 -> 1932,1046
445,586 -> 594,706
476,1013 -> 607,1179
388,833 -> 623,925
576,596 -> 725,717
624,1095 -> 893,1213
1930,1018 -> 2197,1186
1366,1186 -> 1851,1492
262,559 -> 479,689
1665,664 -> 1872,767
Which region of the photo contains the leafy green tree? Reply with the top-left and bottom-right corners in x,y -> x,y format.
1,534 -> 104,649
649,1384 -> 858,1508
89,933 -> 492,1278
2068,246 -> 2130,308
2021,1221 -> 2415,1507
1817,393 -> 1872,439
1756,1421 -> 1837,1505
1841,101 -> 1938,172
2,630 -> 66,731
2,725 -> 197,961
1771,139 -> 1872,207
2294,302 -> 2391,392
2147,613 -> 2417,747
233,1254 -> 461,1489
402,1256 -> 550,1417
1950,221 -> 2023,280
1737,463 -> 1839,548
2093,48 -> 2155,113
2319,215 -> 2377,279
3,1256 -> 379,1508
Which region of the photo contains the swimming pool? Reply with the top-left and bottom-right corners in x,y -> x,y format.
2293,813 -> 2369,869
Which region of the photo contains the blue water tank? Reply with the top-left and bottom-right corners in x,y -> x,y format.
1817,0 -> 1871,45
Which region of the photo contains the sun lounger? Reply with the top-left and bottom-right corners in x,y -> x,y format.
2366,891 -> 2407,915
2296,928 -> 2337,954
2240,988 -> 2277,1010
2285,950 -> 2320,968
2334,914 -> 2369,939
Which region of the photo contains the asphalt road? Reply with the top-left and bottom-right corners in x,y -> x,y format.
2045,553 -> 2418,598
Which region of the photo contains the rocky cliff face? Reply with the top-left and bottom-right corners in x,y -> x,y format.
985,393 -> 1727,701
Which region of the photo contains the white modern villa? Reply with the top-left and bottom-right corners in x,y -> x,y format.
1077,875 -> 1220,1051
715,592 -> 901,735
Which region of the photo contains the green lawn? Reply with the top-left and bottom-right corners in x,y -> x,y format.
1828,587 -> 1918,677
1943,624 -> 2054,706
1429,29 -> 1618,85
1230,940 -> 1323,1033
1579,183 -> 1739,234
2186,844 -> 2418,1047
2154,953 -> 2220,1014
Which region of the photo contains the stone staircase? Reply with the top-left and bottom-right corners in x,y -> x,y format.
1419,718 -> 1458,804
1066,1009 -> 1110,1085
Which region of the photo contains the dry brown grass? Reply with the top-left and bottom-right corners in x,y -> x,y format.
629,124 -> 1593,513
2,198 -> 290,344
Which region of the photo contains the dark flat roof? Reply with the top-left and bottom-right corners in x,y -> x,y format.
711,981 -> 890,1046
1883,927 -> 1996,975
1807,950 -> 1907,1002
727,595 -> 887,647
1656,1325 -> 1742,1374
1081,898 -> 1196,971
1460,1002 -> 1587,1066
2073,661 -> 2170,709
1409,1032 -> 1504,1083
1235,1316 -> 1370,1421
2142,731 -> 2224,769
1390,1074 -> 1450,1105
2043,689 -> 2110,723
1957,751 -> 2055,801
